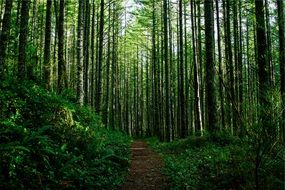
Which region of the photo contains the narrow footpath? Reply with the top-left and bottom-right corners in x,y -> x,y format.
122,140 -> 168,190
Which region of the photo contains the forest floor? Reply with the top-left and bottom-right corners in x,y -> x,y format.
121,140 -> 168,190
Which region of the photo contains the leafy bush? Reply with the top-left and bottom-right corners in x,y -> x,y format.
0,79 -> 131,189
149,135 -> 284,190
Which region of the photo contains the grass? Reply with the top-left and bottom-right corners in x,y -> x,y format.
147,134 -> 284,190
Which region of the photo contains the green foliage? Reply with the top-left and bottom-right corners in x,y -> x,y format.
148,135 -> 284,190
0,79 -> 131,189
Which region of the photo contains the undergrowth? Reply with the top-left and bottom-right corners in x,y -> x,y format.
0,79 -> 131,189
148,134 -> 284,190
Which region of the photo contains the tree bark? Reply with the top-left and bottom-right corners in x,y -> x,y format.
277,0 -> 285,143
43,0 -> 52,89
215,0 -> 224,129
163,0 -> 170,141
77,0 -> 85,105
58,0 -> 67,92
191,0 -> 203,135
178,0 -> 186,138
18,0 -> 31,79
95,0 -> 105,113
255,0 -> 271,126
90,0 -> 96,108
204,0 -> 218,132
0,0 -> 13,81
103,0 -> 112,126
152,0 -> 160,138
84,0 -> 90,104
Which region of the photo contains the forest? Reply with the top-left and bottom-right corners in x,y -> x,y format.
0,0 -> 284,189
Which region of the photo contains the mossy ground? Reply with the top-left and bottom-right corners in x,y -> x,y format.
148,134 -> 284,190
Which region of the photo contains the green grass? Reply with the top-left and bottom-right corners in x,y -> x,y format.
0,79 -> 131,189
148,134 -> 284,190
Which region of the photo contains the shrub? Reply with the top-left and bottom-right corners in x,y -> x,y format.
0,79 -> 131,189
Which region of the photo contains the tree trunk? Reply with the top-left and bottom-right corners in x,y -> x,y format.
223,0 -> 234,132
255,0 -> 271,127
178,0 -> 186,138
152,0 -> 160,138
204,0 -> 218,133
265,0 -> 274,84
95,0 -> 105,113
197,1 -> 205,130
18,0 -> 31,79
233,0 -> 239,134
84,0 -> 90,104
0,0 -> 13,81
58,0 -> 67,93
0,0 -> 4,28
163,0 -> 170,141
238,0 -> 244,136
77,0 -> 85,105
110,5 -> 116,130
191,0 -> 203,135
168,0 -> 174,140
277,0 -> 285,143
254,0 -> 272,187
103,0 -> 112,126
90,0 -> 96,108
43,0 -> 52,89
215,0 -> 225,129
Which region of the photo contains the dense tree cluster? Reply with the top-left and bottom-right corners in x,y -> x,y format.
0,0 -> 284,143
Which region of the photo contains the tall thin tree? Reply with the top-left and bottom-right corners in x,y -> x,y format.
83,0 -> 90,104
0,0 -> 13,81
178,0 -> 186,138
215,0 -> 225,129
77,0 -> 85,105
255,0 -> 272,188
58,0 -> 67,92
95,0 -> 105,113
163,0 -> 171,141
43,0 -> 52,89
255,0 -> 271,127
204,0 -> 218,132
277,0 -> 285,142
18,0 -> 31,79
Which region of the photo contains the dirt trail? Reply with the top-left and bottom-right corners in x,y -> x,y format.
121,140 -> 168,190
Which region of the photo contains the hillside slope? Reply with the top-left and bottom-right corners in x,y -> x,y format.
0,80 -> 131,189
